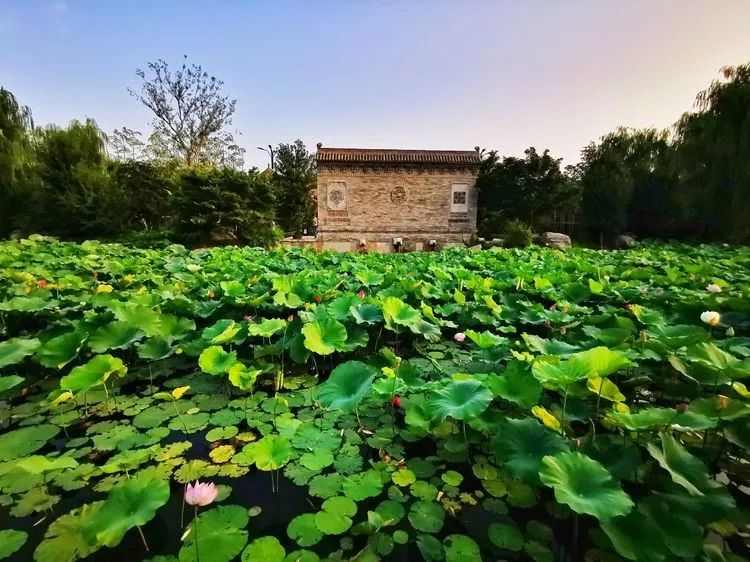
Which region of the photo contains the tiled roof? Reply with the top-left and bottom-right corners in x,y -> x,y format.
316,147 -> 481,165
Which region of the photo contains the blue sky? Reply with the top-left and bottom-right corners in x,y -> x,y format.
2,0 -> 750,169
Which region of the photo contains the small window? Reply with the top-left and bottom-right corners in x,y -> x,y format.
450,184 -> 469,213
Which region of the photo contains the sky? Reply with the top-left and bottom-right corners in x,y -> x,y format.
2,0 -> 750,169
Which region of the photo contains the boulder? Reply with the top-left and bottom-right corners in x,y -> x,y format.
540,232 -> 571,249
613,234 -> 636,249
467,244 -> 483,251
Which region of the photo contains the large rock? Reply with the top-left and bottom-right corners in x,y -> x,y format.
613,234 -> 636,248
540,232 -> 571,249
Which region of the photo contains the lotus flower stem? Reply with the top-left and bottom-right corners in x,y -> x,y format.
172,401 -> 189,434
561,385 -> 570,435
193,506 -> 200,562
180,483 -> 186,528
136,525 -> 149,552
102,382 -> 111,414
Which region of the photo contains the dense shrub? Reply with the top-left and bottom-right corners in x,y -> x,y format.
502,219 -> 533,248
172,167 -> 281,247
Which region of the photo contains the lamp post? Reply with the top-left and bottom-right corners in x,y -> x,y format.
257,144 -> 275,171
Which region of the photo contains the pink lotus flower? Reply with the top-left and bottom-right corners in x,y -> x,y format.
185,481 -> 218,506
357,289 -> 366,298
706,283 -> 722,294
454,332 -> 466,343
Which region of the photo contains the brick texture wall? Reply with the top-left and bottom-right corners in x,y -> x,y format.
317,167 -> 478,251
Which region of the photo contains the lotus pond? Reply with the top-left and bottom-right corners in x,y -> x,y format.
1,237 -> 749,562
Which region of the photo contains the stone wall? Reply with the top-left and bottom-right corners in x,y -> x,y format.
317,166 -> 478,252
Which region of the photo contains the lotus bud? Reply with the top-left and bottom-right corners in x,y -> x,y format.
726,326 -> 735,337
357,289 -> 366,298
700,311 -> 720,326
454,332 -> 466,343
716,395 -> 730,410
706,283 -> 722,294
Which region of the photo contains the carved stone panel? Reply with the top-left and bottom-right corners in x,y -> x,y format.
327,182 -> 347,211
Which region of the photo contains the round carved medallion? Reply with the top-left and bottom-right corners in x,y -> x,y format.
390,186 -> 408,205
329,188 -> 345,206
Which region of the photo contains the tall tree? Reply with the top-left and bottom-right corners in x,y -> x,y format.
477,147 -> 579,236
674,63 -> 750,242
0,88 -> 33,235
108,127 -> 146,161
273,140 -> 316,236
129,57 -> 239,167
579,128 -> 677,244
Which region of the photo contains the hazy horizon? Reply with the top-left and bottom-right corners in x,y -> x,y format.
2,0 -> 750,169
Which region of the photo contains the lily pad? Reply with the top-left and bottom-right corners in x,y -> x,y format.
179,505 -> 249,562
408,501 -> 445,533
288,514 -> 324,547
241,536 -> 285,562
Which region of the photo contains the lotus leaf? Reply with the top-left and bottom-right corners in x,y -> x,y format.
539,452 -> 633,520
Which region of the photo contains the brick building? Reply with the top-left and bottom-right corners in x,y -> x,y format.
314,145 -> 481,252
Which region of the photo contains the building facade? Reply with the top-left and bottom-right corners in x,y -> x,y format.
315,146 -> 481,252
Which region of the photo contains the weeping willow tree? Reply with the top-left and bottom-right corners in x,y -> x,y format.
0,88 -> 34,236
674,63 -> 750,242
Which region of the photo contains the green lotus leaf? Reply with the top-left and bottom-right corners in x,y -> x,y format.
202,319 -> 241,344
33,501 -> 104,562
539,451 -> 633,521
441,470 -> 463,486
646,432 -> 713,495
0,424 -> 59,461
242,435 -> 293,471
492,418 -> 569,483
241,536 -> 285,562
408,501 -> 445,533
11,486 -> 60,517
179,505 -> 249,562
137,337 -> 177,360
300,450 -> 334,471
343,470 -> 386,501
315,510 -> 352,535
600,509 -> 671,561
429,379 -> 492,422
35,331 -> 86,369
288,513 -> 323,547
0,375 -> 24,395
60,354 -> 127,394
411,480 -> 439,501
574,346 -> 634,376
0,337 -> 41,369
488,522 -> 523,551
88,321 -> 143,353
88,468 -> 170,547
16,454 -> 78,474
351,303 -> 384,325
375,499 -> 406,523
248,318 -> 287,338
156,315 -> 196,341
0,296 -> 57,312
382,296 -> 421,330
322,496 -> 357,517
392,468 -> 416,486
228,363 -> 261,392
283,551 -> 319,562
308,473 -> 344,498
443,534 -> 481,562
110,302 -> 163,337
198,346 -> 238,375
416,535 -> 444,562
220,280 -> 245,297
317,360 -> 376,413
485,361 -> 542,408
0,529 -> 27,560
464,329 -> 507,349
533,346 -> 632,387
302,319 -> 347,355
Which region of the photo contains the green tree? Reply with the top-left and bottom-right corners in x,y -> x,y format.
0,88 -> 33,236
674,63 -> 750,242
477,147 -> 579,236
273,140 -> 316,236
25,119 -> 127,237
172,167 -> 280,247
129,57 -> 241,167
110,160 -> 178,231
579,128 -> 678,244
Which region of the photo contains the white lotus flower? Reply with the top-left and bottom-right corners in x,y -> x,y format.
700,311 -> 720,326
706,283 -> 722,294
